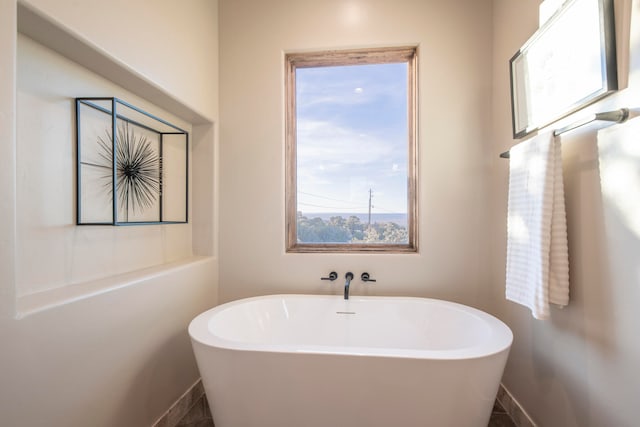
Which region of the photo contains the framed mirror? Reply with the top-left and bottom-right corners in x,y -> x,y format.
509,0 -> 618,139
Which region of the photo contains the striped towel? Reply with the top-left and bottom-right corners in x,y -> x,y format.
505,131 -> 570,319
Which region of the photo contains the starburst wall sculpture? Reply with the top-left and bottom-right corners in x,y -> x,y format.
96,123 -> 161,217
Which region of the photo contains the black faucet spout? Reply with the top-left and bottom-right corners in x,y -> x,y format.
344,272 -> 354,300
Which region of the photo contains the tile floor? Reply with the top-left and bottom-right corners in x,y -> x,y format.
489,400 -> 517,427
175,396 -> 517,427
174,395 -> 214,427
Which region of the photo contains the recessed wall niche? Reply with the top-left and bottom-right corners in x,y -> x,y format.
16,33 -> 198,301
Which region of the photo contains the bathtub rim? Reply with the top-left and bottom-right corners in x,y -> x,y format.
188,294 -> 513,361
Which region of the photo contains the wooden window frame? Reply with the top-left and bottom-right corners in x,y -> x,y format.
285,46 -> 418,253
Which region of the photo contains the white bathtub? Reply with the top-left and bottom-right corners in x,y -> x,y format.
189,294 -> 512,427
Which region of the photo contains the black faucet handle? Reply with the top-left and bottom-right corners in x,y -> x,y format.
321,271 -> 338,281
361,272 -> 376,282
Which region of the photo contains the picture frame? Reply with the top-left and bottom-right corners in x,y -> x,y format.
509,0 -> 618,139
76,98 -> 189,225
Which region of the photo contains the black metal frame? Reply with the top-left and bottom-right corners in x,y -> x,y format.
76,97 -> 189,226
509,0 -> 618,139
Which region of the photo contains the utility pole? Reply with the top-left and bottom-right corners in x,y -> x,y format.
368,188 -> 373,228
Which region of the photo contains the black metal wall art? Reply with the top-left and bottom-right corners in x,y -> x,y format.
76,98 -> 188,225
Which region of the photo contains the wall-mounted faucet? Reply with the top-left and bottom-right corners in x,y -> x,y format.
324,271 -> 375,299
344,272 -> 354,300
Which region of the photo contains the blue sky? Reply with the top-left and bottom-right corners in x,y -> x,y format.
296,62 -> 408,215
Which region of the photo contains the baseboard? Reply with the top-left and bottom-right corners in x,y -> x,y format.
152,379 -> 205,427
497,383 -> 537,427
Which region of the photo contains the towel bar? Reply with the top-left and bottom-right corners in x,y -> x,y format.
499,108 -> 630,159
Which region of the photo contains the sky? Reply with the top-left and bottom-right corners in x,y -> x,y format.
296,62 -> 409,215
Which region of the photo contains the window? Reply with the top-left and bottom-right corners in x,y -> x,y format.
285,47 -> 418,253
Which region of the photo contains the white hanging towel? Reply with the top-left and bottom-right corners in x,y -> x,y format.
505,131 -> 569,319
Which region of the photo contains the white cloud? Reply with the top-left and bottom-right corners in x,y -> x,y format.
297,119 -> 394,169
296,65 -> 406,110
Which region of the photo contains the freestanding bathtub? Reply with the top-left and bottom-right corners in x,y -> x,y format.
189,294 -> 512,427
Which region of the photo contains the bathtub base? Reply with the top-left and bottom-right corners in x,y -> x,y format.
193,342 -> 509,427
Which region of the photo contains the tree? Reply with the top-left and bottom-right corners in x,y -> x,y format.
346,216 -> 365,241
296,213 -> 407,244
382,221 -> 408,243
361,226 -> 380,243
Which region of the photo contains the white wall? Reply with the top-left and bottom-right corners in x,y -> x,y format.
218,0 -> 495,304
491,0 -> 640,426
0,1 -> 219,426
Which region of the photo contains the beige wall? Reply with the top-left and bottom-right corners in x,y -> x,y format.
19,0 -> 219,120
491,1 -> 640,426
0,1 -> 219,426
218,0 -> 495,304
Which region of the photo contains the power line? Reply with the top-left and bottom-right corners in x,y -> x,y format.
298,202 -> 368,210
298,191 -> 365,207
299,190 -> 405,213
